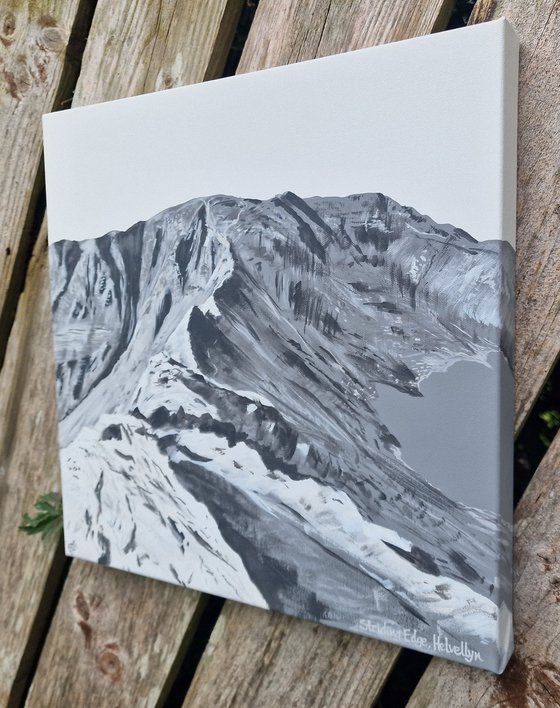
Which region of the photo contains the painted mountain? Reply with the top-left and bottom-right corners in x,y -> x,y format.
49,191 -> 515,672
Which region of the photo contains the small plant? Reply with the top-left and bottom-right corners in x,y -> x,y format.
19,493 -> 63,539
538,409 -> 560,448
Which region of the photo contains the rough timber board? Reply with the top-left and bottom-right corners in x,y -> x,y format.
0,0 -> 92,355
3,0 -> 243,704
0,226 -> 62,707
237,0 -> 453,71
184,603 -> 397,708
12,0 -> 558,705
407,427 -> 560,707
24,561 -> 205,708
69,0 -> 243,106
406,3 -> 560,699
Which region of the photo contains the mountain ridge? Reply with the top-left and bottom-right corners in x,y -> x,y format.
49,190 -> 514,671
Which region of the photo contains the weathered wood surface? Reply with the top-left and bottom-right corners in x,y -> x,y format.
408,428 -> 560,707
1,0 -> 242,704
238,0 -> 453,72
0,0 -> 94,357
179,2 -> 456,706
3,0 -> 559,705
25,561 -> 205,707
472,0 -> 560,432
405,1 -> 560,702
0,226 -> 64,707
69,0 -> 243,106
183,602 -> 397,708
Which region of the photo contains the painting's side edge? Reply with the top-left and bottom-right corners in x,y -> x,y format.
496,17 -> 519,674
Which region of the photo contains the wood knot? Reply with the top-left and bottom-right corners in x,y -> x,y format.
1,11 -> 15,45
78,620 -> 93,648
3,55 -> 32,101
38,26 -> 65,52
38,14 -> 57,28
74,591 -> 90,620
89,593 -> 103,610
96,645 -> 123,683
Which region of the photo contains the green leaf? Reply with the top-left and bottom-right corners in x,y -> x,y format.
539,409 -> 560,430
19,493 -> 63,540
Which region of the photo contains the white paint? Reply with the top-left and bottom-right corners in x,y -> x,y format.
175,424 -> 510,651
62,412 -> 268,607
43,20 -> 518,247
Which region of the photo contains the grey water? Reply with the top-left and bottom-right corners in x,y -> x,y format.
373,351 -> 513,515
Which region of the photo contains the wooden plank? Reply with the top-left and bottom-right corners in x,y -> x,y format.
473,0 -> 560,432
0,0 -> 94,358
180,2 -> 458,706
238,0 -> 453,71
184,603 -> 397,708
407,428 -> 560,707
0,225 -> 65,707
406,2 -> 560,700
25,560 -> 205,708
0,0 -> 243,705
69,0 -> 243,106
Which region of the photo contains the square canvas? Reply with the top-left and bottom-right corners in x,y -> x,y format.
43,19 -> 518,673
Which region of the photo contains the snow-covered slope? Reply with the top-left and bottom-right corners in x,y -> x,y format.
49,191 -> 514,671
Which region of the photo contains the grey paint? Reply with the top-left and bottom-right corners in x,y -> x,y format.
373,351 -> 513,514
48,191 -> 515,672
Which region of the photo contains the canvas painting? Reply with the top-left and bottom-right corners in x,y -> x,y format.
43,19 -> 518,673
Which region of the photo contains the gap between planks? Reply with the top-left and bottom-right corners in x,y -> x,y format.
0,0 -> 98,371
403,3 -> 560,701
0,0 -> 244,706
5,0 -> 560,705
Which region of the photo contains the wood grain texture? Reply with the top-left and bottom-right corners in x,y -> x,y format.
0,0 -> 93,356
3,0 -> 243,705
238,0 -> 453,72
472,0 -> 560,431
181,2 -> 458,705
407,429 -> 560,707
184,603 -> 397,708
0,225 -> 64,707
25,560 -> 205,708
70,0 -> 243,106
407,3 -> 560,698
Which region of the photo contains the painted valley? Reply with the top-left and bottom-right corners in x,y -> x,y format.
49,191 -> 515,671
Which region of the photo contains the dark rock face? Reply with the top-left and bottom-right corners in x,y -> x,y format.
49,191 -> 515,672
